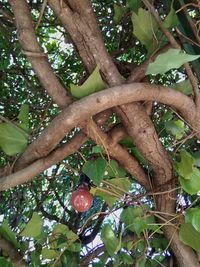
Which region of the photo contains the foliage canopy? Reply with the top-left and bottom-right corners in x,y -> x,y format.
0,0 -> 200,266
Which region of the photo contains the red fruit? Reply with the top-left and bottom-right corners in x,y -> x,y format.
71,186 -> 93,212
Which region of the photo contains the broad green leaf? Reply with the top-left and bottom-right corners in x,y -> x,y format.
179,168 -> 200,195
132,8 -> 159,54
171,79 -> 193,95
119,252 -> 133,265
163,6 -> 179,28
92,263 -> 104,267
53,223 -> 70,236
119,136 -> 134,148
186,208 -> 200,232
42,248 -> 59,259
113,4 -> 128,24
176,150 -> 194,179
20,212 -> 43,238
101,224 -> 120,256
0,257 -> 12,267
0,220 -> 20,250
109,178 -> 131,193
127,0 -> 141,13
138,257 -> 146,267
50,223 -> 78,249
185,208 -> 199,223
83,158 -> 107,185
146,49 -> 200,75
0,123 -> 28,155
121,207 -> 147,236
131,147 -> 148,165
192,151 -> 200,167
91,187 -> 118,207
70,66 -> 105,99
165,119 -> 185,140
105,159 -> 126,178
18,104 -> 29,126
179,223 -> 200,251
132,217 -> 147,236
67,242 -> 81,252
151,237 -> 168,250
191,209 -> 200,232
92,145 -> 103,154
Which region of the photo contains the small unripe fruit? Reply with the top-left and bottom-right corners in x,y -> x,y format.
71,185 -> 93,212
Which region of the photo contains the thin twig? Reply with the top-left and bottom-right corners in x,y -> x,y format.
35,0 -> 48,30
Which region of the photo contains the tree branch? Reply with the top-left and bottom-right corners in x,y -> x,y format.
14,83 -> 196,169
82,119 -> 150,190
142,0 -> 200,105
0,83 -> 197,190
8,0 -> 72,108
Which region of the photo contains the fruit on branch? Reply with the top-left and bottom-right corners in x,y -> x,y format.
71,184 -> 93,212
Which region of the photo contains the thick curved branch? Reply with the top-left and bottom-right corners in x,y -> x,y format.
15,83 -> 196,169
0,131 -> 87,190
9,0 -> 72,108
0,84 -> 196,190
48,0 -> 122,85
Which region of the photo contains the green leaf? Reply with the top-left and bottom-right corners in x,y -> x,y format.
138,257 -> 146,267
185,208 -> 200,232
18,104 -> 29,126
92,145 -> 103,154
146,49 -> 200,75
191,210 -> 200,233
179,168 -> 200,195
165,119 -> 185,140
179,223 -> 200,252
70,66 -> 105,99
127,0 -> 141,13
192,151 -> 200,167
67,242 -> 82,252
132,8 -> 159,53
119,252 -> 133,265
185,208 -> 199,223
101,224 -> 120,256
0,220 -> 20,250
83,158 -> 107,185
171,79 -> 193,95
20,212 -> 43,238
91,187 -> 118,207
121,207 -> 147,236
176,150 -> 194,179
0,257 -> 13,267
42,248 -> 59,259
105,160 -> 126,178
131,147 -> 148,165
163,6 -> 179,28
0,123 -> 28,156
109,178 -> 131,193
50,224 -> 78,249
113,4 -> 128,24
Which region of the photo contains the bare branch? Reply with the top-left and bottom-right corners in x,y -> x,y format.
0,131 -> 87,190
9,0 -> 72,108
15,83 -> 196,169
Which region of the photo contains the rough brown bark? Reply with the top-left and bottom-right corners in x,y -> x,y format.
7,0 -> 200,266
13,83 -> 196,169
